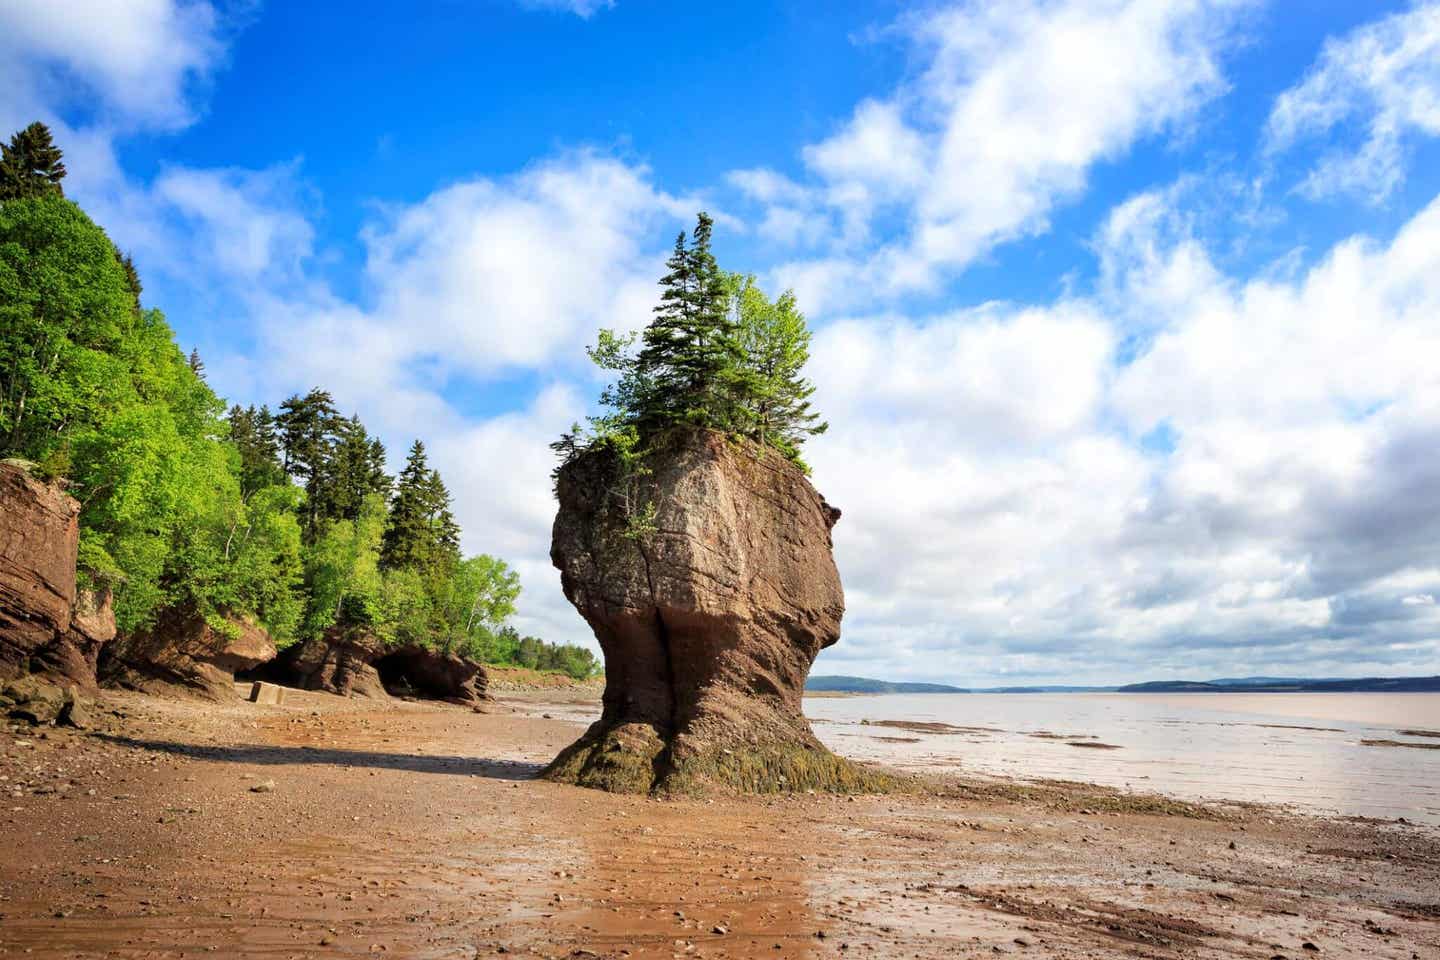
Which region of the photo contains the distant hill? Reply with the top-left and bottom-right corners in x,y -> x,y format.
1120,676 -> 1440,693
806,675 -> 969,694
973,685 -> 1117,693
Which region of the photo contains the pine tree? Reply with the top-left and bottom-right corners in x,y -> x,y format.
188,347 -> 205,378
380,440 -> 435,570
329,415 -> 390,521
229,404 -> 286,497
0,122 -> 67,201
426,468 -> 461,569
634,213 -> 742,430
277,388 -> 340,539
114,249 -> 142,311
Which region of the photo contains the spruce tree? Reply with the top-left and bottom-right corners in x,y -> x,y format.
277,388 -> 340,539
634,213 -> 742,430
329,415 -> 390,521
229,404 -> 286,497
0,122 -> 67,201
380,440 -> 435,570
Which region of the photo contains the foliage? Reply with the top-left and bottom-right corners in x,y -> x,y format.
557,212 -> 828,483
0,122 -> 66,201
379,440 -> 458,571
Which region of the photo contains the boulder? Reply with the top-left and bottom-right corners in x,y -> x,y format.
101,608 -> 277,700
0,461 -> 79,681
246,681 -> 286,705
273,627 -> 388,699
546,429 -> 888,795
374,644 -> 489,704
2,675 -> 67,724
58,687 -> 93,729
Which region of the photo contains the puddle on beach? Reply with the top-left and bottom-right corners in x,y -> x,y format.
804,692 -> 1440,825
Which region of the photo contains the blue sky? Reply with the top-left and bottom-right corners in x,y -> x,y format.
4,0 -> 1440,686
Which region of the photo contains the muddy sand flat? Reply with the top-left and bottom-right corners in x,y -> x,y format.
1,688 -> 1437,960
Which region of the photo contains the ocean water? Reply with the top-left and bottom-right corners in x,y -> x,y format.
803,692 -> 1440,824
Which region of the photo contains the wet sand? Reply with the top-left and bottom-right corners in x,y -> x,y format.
1,688 -> 1437,959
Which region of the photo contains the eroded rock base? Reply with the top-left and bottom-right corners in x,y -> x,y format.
544,721 -> 895,795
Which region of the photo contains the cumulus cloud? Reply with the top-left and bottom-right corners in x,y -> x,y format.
0,0 -> 223,131
805,185 -> 1440,685
1266,2 -> 1440,201
738,0 -> 1254,310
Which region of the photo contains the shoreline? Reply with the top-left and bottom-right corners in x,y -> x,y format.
1,687 -> 1437,959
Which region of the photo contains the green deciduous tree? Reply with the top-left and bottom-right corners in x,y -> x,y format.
0,196 -> 134,457
728,273 -> 828,466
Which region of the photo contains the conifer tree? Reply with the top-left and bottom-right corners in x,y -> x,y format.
0,122 -> 66,201
634,213 -> 742,429
380,440 -> 436,570
188,347 -> 205,378
561,213 -> 830,476
118,251 -> 142,304
228,404 -> 285,498
329,415 -> 390,521
277,388 -> 340,539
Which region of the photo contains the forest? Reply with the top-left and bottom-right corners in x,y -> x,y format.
0,122 -> 598,680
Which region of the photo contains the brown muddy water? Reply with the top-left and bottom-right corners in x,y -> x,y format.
803,692 -> 1440,824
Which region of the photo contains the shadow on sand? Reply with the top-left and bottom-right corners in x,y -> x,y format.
93,734 -> 545,780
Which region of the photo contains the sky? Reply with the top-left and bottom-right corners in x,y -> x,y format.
4,0 -> 1440,687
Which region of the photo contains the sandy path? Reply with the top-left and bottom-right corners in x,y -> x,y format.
1,688 -> 1436,959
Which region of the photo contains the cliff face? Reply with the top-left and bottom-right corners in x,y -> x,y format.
101,607 -> 277,701
0,462 -> 116,690
547,429 -> 885,794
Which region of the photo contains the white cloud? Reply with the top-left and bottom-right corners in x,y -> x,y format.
0,0 -> 222,131
741,0 -> 1254,310
154,165 -> 315,281
804,183 -> 1440,685
516,0 -> 615,17
358,153 -> 690,377
1266,2 -> 1440,201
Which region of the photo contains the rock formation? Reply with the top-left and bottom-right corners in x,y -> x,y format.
269,627 -> 389,699
0,461 -> 117,690
266,629 -> 490,704
546,429 -> 887,794
374,645 -> 489,704
100,607 -> 277,700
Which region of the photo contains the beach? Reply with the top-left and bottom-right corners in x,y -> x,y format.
1,687 -> 1436,960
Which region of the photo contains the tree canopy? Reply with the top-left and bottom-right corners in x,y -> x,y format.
0,122 -> 67,201
558,212 -> 827,477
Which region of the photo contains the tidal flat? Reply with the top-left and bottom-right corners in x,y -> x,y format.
1,687 -> 1437,960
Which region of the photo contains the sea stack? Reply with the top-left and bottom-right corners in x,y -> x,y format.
546,429 -> 885,794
